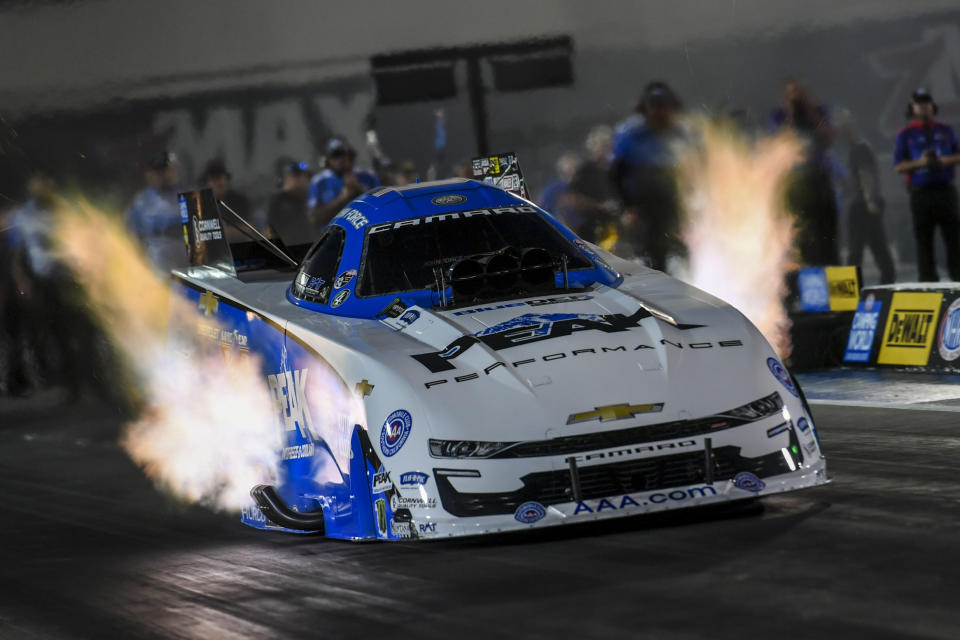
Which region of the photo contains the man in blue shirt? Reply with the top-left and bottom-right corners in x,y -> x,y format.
126,151 -> 187,274
611,81 -> 685,271
307,137 -> 379,230
894,88 -> 960,281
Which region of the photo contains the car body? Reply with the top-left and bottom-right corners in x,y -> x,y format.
171,177 -> 827,541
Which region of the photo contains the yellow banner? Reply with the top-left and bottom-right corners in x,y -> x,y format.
877,291 -> 943,366
825,266 -> 859,312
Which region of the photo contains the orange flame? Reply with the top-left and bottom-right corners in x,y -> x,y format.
677,120 -> 801,358
52,201 -> 281,511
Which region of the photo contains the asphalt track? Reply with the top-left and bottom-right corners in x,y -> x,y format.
1,381 -> 959,640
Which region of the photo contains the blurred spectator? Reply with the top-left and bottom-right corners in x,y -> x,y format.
126,151 -> 187,273
393,160 -> 419,186
538,151 -> 579,225
893,88 -> 960,281
612,81 -> 687,270
308,137 -> 379,229
266,161 -> 316,247
771,78 -> 839,266
565,125 -> 620,245
202,159 -> 251,244
834,108 -> 896,283
6,170 -> 94,399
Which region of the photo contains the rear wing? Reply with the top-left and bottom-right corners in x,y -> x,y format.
178,188 -> 236,276
178,188 -> 306,276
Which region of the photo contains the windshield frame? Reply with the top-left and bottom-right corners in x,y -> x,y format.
353,205 -> 597,299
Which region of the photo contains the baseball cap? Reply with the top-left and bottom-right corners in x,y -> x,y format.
201,159 -> 230,181
912,88 -> 935,103
326,137 -> 355,157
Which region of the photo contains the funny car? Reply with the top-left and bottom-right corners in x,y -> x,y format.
170,177 -> 827,541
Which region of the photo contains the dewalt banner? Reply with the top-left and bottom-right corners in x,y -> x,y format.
877,291 -> 943,366
825,266 -> 859,312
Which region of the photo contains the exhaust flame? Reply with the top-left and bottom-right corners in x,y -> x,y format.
52,201 -> 281,511
677,120 -> 802,358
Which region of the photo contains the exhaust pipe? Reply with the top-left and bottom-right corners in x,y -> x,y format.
250,484 -> 325,533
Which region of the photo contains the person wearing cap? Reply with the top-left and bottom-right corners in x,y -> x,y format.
201,159 -> 251,244
611,81 -> 687,271
771,78 -> 839,266
835,108 -> 896,284
894,88 -> 960,281
307,137 -> 379,229
126,151 -> 186,273
267,160 -> 316,246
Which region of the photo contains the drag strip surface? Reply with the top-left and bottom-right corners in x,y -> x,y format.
0,395 -> 958,639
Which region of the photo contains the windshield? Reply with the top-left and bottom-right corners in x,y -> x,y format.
357,206 -> 593,297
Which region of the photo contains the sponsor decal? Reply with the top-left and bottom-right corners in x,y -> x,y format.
514,501 -> 547,524
379,297 -> 406,318
400,472 -> 429,487
380,409 -> 412,457
281,442 -> 315,461
266,369 -> 314,439
334,269 -> 357,289
843,294 -> 883,363
192,215 -> 224,242
804,441 -> 818,455
732,471 -> 766,493
367,205 -> 537,234
418,522 -> 438,534
877,291 -> 943,366
825,266 -> 859,312
564,439 -> 696,464
331,289 -> 350,308
423,339 -> 744,389
797,417 -> 810,433
797,267 -> 830,312
766,422 -> 790,438
375,499 -> 388,536
391,494 -> 437,510
413,309 -> 653,373
451,295 -> 594,316
399,310 -> 420,326
198,290 -> 219,317
339,208 -> 368,229
938,297 -> 960,361
573,485 -> 718,514
355,379 -> 375,397
372,468 -> 392,493
566,402 -> 663,425
241,505 -> 267,524
306,276 -> 325,291
431,194 -> 467,205
390,519 -> 413,538
766,357 -> 799,397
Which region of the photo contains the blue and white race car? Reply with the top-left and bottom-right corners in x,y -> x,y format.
171,177 -> 827,541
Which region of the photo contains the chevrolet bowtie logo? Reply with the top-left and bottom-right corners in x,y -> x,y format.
566,403 -> 664,425
199,290 -> 219,317
355,379 -> 375,397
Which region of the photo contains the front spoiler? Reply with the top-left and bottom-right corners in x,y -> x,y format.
406,458 -> 828,540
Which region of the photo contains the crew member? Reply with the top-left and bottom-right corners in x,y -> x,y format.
267,161 -> 315,246
201,159 -> 251,244
307,137 -> 379,230
611,81 -> 686,271
771,79 -> 839,266
127,151 -> 186,273
893,88 -> 960,281
835,108 -> 896,283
